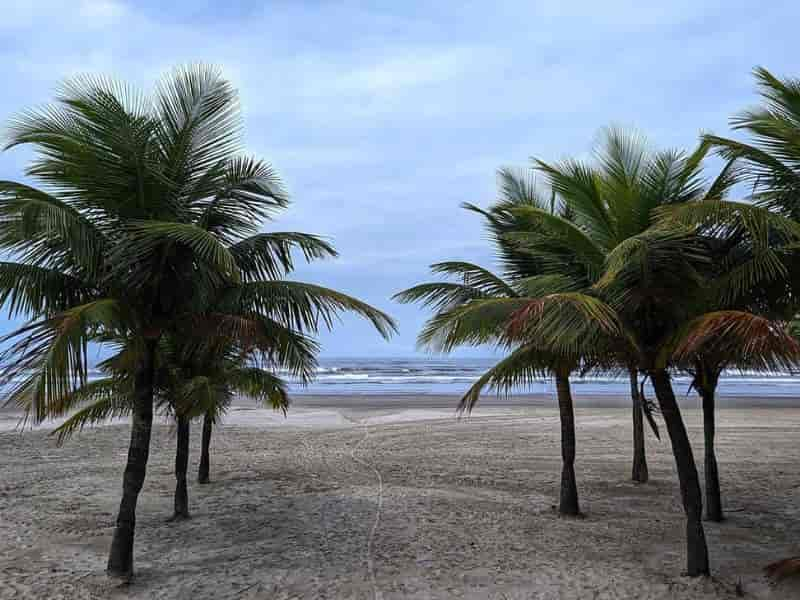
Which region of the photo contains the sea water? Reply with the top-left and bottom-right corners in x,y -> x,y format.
274,357 -> 800,397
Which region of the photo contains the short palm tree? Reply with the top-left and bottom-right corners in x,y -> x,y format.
672,310 -> 800,523
52,338 -> 298,520
0,65 -> 395,579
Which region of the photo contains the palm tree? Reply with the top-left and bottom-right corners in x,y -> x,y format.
0,65 -> 395,579
52,340 -> 297,520
395,173 -> 618,516
503,131 -> 752,576
530,128 -> 738,484
659,67 -> 800,523
672,311 -> 800,523
709,64 -> 800,584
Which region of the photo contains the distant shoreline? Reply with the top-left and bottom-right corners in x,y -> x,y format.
257,393 -> 798,409
2,393 -> 796,418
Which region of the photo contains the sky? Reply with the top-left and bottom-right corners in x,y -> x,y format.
0,1 -> 797,357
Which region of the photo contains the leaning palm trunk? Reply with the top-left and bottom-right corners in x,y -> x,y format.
173,416 -> 191,519
650,369 -> 709,576
630,367 -> 649,483
698,372 -> 723,522
555,371 -> 580,516
198,412 -> 213,484
107,340 -> 157,578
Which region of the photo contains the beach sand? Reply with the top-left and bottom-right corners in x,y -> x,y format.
1,398 -> 799,599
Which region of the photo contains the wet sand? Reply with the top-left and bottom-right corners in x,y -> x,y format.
1,399 -> 799,599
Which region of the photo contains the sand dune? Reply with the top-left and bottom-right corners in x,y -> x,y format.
1,404 -> 799,599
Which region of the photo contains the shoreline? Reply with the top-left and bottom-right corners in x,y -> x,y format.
280,392 -> 798,409
2,394 -> 797,434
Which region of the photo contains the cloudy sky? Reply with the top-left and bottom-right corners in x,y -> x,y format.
0,1 -> 796,357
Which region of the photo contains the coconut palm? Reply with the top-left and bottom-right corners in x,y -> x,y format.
52,339 -> 297,520
671,311 -> 800,523
656,68 -> 800,523
395,172 -> 619,516
0,65 -> 395,579
701,63 -> 800,585
480,131 -> 743,575
528,128 -> 741,484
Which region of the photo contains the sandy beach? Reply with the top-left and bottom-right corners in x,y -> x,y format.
1,397 -> 799,599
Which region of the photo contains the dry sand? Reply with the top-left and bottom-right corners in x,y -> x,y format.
1,399 -> 799,599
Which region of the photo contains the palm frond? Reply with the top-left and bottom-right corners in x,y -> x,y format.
220,281 -> 396,339
508,292 -> 624,358
50,378 -> 132,443
673,311 -> 800,373
428,262 -> 518,297
123,220 -> 241,283
0,262 -> 92,318
153,63 -> 243,195
393,282 -> 490,312
417,298 -> 528,352
0,181 -> 107,277
458,344 -> 554,414
196,156 -> 289,241
0,299 -> 122,422
228,367 -> 289,414
533,157 -> 616,250
496,167 -> 551,208
229,232 -> 337,280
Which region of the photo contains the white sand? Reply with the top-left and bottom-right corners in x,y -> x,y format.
1,403 -> 799,599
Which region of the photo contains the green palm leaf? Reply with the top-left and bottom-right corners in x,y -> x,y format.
221,281 -> 396,339
229,232 -> 337,280
458,344 -> 554,414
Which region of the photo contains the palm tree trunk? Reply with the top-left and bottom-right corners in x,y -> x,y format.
650,369 -> 709,576
555,371 -> 580,516
107,339 -> 157,579
172,416 -> 190,519
699,372 -> 723,522
198,412 -> 212,484
630,367 -> 649,483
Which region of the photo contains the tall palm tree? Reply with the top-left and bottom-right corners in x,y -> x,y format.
0,65 -> 395,579
529,128 -> 738,484
491,131 -> 751,576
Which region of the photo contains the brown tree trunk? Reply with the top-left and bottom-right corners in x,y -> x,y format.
555,371 -> 580,516
630,367 -> 649,483
172,416 -> 190,520
699,370 -> 723,522
107,339 -> 157,579
650,369 -> 710,576
198,412 -> 212,484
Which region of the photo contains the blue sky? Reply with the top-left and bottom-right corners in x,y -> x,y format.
0,1 -> 797,357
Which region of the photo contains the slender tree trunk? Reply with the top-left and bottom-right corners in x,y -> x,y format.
172,416 -> 190,520
555,371 -> 580,516
699,371 -> 723,522
198,412 -> 212,484
107,339 -> 157,579
630,367 -> 649,483
650,369 -> 710,576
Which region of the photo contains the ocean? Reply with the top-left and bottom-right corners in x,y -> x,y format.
280,357 -> 800,397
